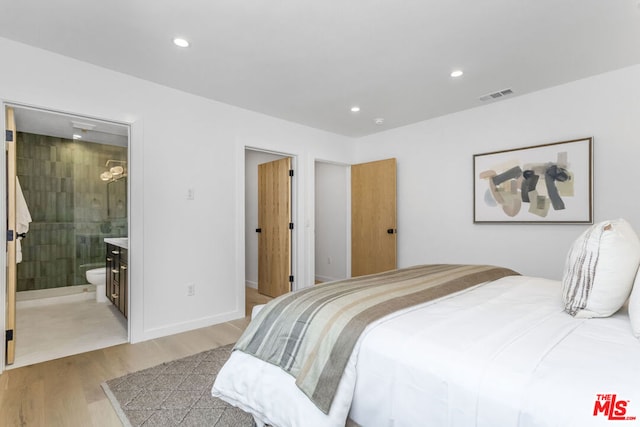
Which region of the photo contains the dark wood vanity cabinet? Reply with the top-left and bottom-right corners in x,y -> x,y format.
106,243 -> 128,318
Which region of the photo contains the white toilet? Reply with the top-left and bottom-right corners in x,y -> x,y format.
86,267 -> 108,303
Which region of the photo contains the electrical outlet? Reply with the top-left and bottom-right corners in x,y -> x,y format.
327,256 -> 332,265
187,283 -> 195,296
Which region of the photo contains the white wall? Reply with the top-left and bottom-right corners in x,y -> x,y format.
0,37 -> 354,364
354,65 -> 640,280
245,150 -> 286,288
315,162 -> 349,282
3,35 -> 637,371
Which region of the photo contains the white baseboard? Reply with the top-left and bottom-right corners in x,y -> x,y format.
314,274 -> 344,284
140,309 -> 245,342
245,280 -> 258,289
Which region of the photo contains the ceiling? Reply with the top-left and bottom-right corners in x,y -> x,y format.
11,106 -> 128,147
0,0 -> 639,137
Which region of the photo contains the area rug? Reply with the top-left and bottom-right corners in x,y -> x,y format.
101,344 -> 255,427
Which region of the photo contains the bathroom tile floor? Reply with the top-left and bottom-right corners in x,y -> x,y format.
10,299 -> 128,369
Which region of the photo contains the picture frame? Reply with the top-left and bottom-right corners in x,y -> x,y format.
473,137 -> 593,224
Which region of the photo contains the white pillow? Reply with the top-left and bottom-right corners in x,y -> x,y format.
629,267 -> 640,337
562,218 -> 640,318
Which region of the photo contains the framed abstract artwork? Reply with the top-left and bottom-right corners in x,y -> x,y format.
473,137 -> 593,223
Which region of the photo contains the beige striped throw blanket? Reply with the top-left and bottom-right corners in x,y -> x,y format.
234,264 -> 519,413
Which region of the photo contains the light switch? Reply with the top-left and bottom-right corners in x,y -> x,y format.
187,188 -> 195,200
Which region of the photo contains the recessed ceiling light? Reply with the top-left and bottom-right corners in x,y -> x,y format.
72,134 -> 82,140
350,106 -> 360,113
173,38 -> 190,48
374,118 -> 384,125
450,70 -> 464,78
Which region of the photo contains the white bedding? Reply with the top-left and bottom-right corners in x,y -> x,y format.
213,275 -> 640,426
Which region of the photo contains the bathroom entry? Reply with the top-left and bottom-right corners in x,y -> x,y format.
4,105 -> 130,367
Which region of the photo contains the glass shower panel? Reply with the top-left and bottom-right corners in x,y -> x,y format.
16,132 -> 128,291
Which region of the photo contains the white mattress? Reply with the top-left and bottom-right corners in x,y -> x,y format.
213,275 -> 640,427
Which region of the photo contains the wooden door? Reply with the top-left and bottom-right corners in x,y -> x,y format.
257,157 -> 292,297
351,158 -> 397,277
5,107 -> 17,365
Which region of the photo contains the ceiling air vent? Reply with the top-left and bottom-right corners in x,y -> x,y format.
479,88 -> 514,102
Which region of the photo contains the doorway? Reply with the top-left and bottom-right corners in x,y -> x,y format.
314,161 -> 350,283
245,148 -> 296,298
313,157 -> 397,282
4,105 -> 130,368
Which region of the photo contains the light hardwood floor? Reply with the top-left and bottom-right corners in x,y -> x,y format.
0,287 -> 272,427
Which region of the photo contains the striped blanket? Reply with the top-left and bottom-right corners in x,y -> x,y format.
234,264 -> 519,413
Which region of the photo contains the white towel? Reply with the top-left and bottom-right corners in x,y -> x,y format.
16,177 -> 32,264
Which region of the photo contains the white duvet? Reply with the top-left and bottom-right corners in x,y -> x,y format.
212,276 -> 640,427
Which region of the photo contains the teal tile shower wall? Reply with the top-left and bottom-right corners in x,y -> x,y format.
16,132 -> 127,291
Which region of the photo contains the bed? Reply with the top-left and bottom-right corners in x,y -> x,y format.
212,220 -> 640,427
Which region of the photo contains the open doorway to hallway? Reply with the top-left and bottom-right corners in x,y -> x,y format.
314,160 -> 350,284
